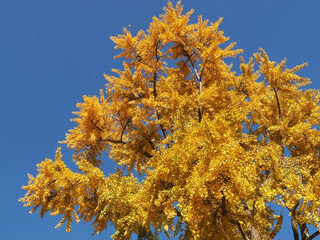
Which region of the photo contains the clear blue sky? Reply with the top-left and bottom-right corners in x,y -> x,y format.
1,0 -> 320,239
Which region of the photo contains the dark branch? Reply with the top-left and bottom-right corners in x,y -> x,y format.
90,119 -> 103,132
299,223 -> 309,240
309,231 -> 320,240
120,119 -> 131,142
221,193 -> 227,216
92,118 -> 129,145
273,88 -> 282,121
290,202 -> 300,240
175,208 -> 181,217
143,152 -> 153,158
156,112 -> 168,139
105,139 -> 126,144
127,92 -> 146,102
146,136 -> 155,150
222,194 -> 259,240
99,138 -> 126,144
152,40 -> 160,98
199,58 -> 208,80
152,40 -> 169,141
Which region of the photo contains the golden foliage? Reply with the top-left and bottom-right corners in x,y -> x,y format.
21,1 -> 320,239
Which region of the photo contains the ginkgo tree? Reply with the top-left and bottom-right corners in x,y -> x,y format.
20,2 -> 320,240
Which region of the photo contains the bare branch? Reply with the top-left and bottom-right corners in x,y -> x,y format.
309,231 -> 320,240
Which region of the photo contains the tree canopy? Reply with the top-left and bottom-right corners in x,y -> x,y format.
20,2 -> 320,239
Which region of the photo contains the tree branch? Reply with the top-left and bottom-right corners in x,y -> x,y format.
152,40 -> 169,141
175,208 -> 181,217
145,136 -> 155,150
152,41 -> 159,98
99,138 -> 126,144
182,46 -> 203,122
91,119 -> 125,144
309,230 -> 320,240
222,194 -> 254,240
240,199 -> 261,240
120,118 -> 131,142
90,119 -> 103,132
299,223 -> 309,240
143,152 -> 153,158
290,202 -> 300,240
273,88 -> 282,121
229,219 -> 250,240
156,112 -> 168,139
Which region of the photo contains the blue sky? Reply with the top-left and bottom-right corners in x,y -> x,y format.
1,0 -> 320,239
